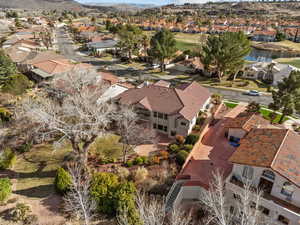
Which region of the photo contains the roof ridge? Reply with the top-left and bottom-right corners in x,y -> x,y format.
270,129 -> 289,169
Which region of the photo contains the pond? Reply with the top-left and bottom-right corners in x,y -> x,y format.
245,48 -> 300,62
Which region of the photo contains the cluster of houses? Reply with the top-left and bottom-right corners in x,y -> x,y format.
70,22 -> 117,55
111,76 -> 300,225
108,17 -> 300,42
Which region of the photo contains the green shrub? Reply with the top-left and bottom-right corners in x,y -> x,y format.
126,160 -> 133,167
193,125 -> 201,131
90,172 -> 119,215
0,178 -> 12,202
196,117 -> 205,125
176,150 -> 189,166
11,203 -> 31,222
168,143 -> 180,153
185,134 -> 199,145
16,142 -> 32,153
0,107 -> 12,122
1,74 -> 32,95
0,148 -> 16,170
54,167 -> 72,194
133,157 -> 144,165
183,144 -> 194,152
140,156 -> 148,164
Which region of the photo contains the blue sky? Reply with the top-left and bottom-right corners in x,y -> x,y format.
77,0 -> 209,5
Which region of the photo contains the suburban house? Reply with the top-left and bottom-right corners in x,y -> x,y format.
251,30 -> 276,42
86,38 -> 117,54
166,109 -> 300,225
98,72 -> 134,102
243,62 -> 299,86
115,81 -> 211,138
228,128 -> 300,225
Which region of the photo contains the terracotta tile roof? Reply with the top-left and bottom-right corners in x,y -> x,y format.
230,129 -> 300,187
272,131 -> 300,187
33,59 -> 73,75
224,112 -> 270,132
116,81 -> 210,120
99,72 -> 119,85
24,51 -> 66,65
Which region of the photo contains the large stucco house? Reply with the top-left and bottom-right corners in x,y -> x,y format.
228,128 -> 300,225
166,111 -> 300,225
115,80 -> 211,138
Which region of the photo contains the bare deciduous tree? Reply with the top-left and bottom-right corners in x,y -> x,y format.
63,162 -> 96,225
117,192 -> 192,225
20,69 -> 116,166
116,106 -> 157,163
199,171 -> 269,225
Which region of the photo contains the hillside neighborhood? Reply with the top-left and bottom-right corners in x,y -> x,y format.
0,1 -> 300,225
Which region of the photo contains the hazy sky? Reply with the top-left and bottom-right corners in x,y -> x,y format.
77,0 -> 209,5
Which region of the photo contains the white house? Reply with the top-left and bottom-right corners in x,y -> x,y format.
228,128 -> 300,225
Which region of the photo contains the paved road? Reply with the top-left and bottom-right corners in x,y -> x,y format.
56,28 -> 274,106
206,86 -> 273,106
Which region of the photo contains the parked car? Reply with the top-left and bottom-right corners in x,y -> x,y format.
244,90 -> 261,96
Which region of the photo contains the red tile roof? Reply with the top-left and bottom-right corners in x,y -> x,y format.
230,129 -> 300,187
224,112 -> 270,132
116,81 -> 210,120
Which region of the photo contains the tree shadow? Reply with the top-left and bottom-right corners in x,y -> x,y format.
40,194 -> 63,214
14,184 -> 55,198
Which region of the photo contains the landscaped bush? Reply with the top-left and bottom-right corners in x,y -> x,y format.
11,203 -> 31,222
176,150 -> 189,166
150,156 -> 160,164
193,125 -> 201,132
175,135 -> 185,145
159,150 -> 169,160
126,160 -> 133,167
185,134 -> 200,145
133,167 -> 149,183
54,167 -> 72,194
133,157 -> 144,165
90,172 -> 139,225
16,142 -> 32,153
0,148 -> 16,170
0,178 -> 12,202
183,144 -> 194,152
196,117 -> 205,126
1,74 -> 32,95
0,107 -> 12,122
168,143 -> 180,153
117,167 -> 130,179
140,156 -> 148,164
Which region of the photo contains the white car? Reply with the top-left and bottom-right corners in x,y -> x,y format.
244,90 -> 261,96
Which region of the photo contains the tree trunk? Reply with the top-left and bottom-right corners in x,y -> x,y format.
122,144 -> 128,163
160,59 -> 165,72
217,70 -> 223,82
233,70 -> 239,81
278,112 -> 286,124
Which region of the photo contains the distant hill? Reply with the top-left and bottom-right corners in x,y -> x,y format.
0,0 -> 84,10
83,2 -> 156,10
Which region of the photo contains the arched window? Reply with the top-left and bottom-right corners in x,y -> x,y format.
262,170 -> 275,180
242,166 -> 254,180
281,182 -> 294,197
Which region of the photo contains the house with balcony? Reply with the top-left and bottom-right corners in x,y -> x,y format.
227,128 -> 300,225
115,80 -> 211,138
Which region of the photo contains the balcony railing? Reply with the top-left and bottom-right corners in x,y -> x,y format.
229,176 -> 300,215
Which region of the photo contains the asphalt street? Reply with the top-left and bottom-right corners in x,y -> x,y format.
56,28 -> 274,106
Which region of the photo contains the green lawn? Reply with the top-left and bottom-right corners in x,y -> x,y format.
275,58 -> 300,69
13,144 -> 71,198
224,102 -> 238,109
259,108 -> 288,123
176,40 -> 199,51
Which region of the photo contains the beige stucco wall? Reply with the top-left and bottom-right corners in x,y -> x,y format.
228,164 -> 300,225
